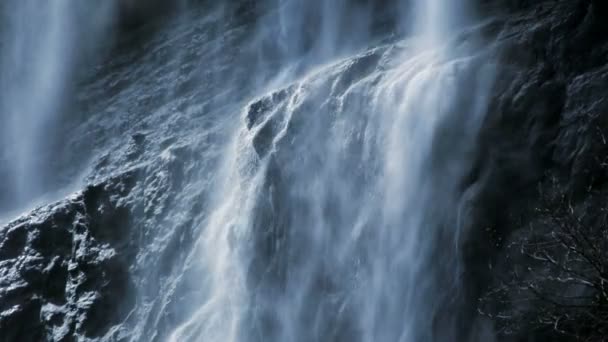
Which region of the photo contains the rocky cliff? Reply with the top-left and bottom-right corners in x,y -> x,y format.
0,0 -> 607,341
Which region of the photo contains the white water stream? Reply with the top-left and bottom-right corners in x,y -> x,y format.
0,1 -> 495,340
168,0 -> 495,341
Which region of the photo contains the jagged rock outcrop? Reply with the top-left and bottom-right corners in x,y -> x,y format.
0,170 -> 140,341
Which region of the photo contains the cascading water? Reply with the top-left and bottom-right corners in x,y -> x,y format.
0,0 -> 113,214
167,0 -> 495,341
0,0 -> 497,340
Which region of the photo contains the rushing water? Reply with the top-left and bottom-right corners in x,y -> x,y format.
167,0 -> 495,341
0,0 -> 495,340
0,1 -> 114,214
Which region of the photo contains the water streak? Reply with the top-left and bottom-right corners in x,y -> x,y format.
0,0 -> 113,212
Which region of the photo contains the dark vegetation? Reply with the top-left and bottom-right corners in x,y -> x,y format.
469,0 -> 608,340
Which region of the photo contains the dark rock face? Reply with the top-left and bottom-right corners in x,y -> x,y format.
466,0 -> 608,340
116,0 -> 182,30
0,171 -> 139,341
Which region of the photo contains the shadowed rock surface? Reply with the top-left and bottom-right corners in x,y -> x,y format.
467,0 -> 608,340
0,171 -> 139,341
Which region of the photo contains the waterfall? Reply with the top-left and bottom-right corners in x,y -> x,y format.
167,0 -> 495,341
0,0 -> 496,340
0,0 -> 113,213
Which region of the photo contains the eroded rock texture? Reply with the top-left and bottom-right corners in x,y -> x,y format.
0,171 -> 139,341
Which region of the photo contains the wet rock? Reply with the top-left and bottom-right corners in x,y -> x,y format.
0,171 -> 139,341
116,0 -> 180,30
469,1 -> 608,340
